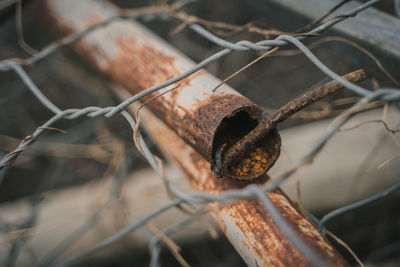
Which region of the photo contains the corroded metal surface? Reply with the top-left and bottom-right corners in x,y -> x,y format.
138,105 -> 348,266
223,69 -> 367,172
43,0 -> 281,180
43,0 -> 349,265
42,0 -> 367,181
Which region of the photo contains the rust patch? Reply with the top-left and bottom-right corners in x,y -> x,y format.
225,198 -> 304,266
106,37 -> 208,105
111,37 -> 178,91
143,110 -> 347,266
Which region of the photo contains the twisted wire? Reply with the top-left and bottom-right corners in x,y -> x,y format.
1,0 -> 399,266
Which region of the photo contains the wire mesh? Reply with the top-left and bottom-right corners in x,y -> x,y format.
0,0 -> 399,266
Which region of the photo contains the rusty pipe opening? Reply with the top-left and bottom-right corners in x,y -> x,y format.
226,129 -> 281,179
216,69 -> 366,180
211,106 -> 281,181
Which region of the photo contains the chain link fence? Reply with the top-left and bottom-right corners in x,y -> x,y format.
0,0 -> 400,266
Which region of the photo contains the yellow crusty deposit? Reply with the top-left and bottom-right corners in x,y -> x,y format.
231,147 -> 271,176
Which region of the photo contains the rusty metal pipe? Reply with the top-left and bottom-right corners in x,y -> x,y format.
41,0 -> 367,181
42,0 -> 350,265
42,0 -> 281,181
135,105 -> 348,266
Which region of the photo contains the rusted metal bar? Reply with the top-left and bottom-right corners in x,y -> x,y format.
135,105 -> 347,266
42,0 -> 281,181
42,0 -> 349,265
41,0 -> 367,182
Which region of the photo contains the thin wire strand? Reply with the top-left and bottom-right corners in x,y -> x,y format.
318,181 -> 400,234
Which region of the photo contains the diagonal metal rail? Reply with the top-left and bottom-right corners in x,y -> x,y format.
42,0 -> 349,265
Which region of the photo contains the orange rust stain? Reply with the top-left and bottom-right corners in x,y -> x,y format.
268,191 -> 337,257
219,198 -> 304,267
106,37 -> 207,105
169,69 -> 208,100
105,37 -> 178,102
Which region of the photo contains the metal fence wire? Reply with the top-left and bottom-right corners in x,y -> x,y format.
0,0 -> 400,266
